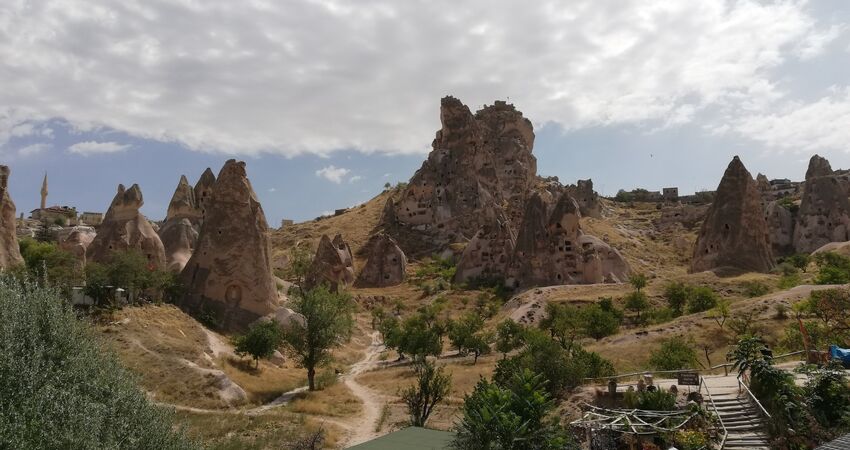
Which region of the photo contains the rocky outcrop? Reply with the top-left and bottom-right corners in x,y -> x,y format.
59,227 -> 96,271
159,175 -> 202,272
180,160 -> 278,329
655,203 -> 708,231
565,179 -> 602,219
454,206 -> 516,283
194,168 -> 216,224
691,156 -> 774,273
305,234 -> 355,291
507,193 -> 630,287
765,201 -> 795,255
394,97 -> 536,241
0,166 -> 23,268
355,233 -> 407,287
793,155 -> 850,254
87,184 -> 166,269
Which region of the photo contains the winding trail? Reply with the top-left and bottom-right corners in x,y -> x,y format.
341,331 -> 387,446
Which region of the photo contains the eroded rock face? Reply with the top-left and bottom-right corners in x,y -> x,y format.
305,234 -> 355,291
454,206 -> 516,283
508,193 -> 630,287
194,168 -> 216,224
655,203 -> 708,231
355,233 -> 407,287
160,175 -> 202,272
0,166 -> 23,268
765,201 -> 795,255
394,97 -> 536,241
59,227 -> 96,271
87,184 -> 166,269
691,156 -> 774,273
565,179 -> 602,219
180,160 -> 278,329
793,155 -> 850,254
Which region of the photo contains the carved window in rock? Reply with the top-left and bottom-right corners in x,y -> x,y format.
225,284 -> 243,304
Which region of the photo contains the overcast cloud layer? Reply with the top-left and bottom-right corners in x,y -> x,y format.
0,0 -> 847,158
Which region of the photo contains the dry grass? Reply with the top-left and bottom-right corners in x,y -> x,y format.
287,382 -> 363,417
217,356 -> 305,405
174,409 -> 344,449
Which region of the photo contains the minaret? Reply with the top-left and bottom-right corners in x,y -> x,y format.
40,172 -> 48,210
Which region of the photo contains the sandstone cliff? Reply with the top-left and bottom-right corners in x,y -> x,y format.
0,166 -> 23,268
793,155 -> 850,254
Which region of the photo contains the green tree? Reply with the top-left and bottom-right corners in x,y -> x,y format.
708,298 -> 731,330
624,291 -> 649,322
401,360 -> 452,427
0,278 -> 196,449
582,303 -> 621,339
687,286 -> 718,313
18,238 -> 79,287
494,319 -> 525,358
814,252 -> 850,285
33,219 -> 53,243
233,321 -> 283,369
284,244 -> 314,292
452,368 -> 576,450
395,312 -> 443,361
786,253 -> 811,272
281,286 -> 355,391
664,281 -> 690,315
629,273 -> 647,292
648,337 -> 698,371
539,302 -> 584,350
447,312 -> 486,356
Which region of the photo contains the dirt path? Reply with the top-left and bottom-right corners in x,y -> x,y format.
341,331 -> 387,447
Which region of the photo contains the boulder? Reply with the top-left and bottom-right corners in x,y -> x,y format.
355,233 -> 407,287
691,156 -> 774,273
87,184 -> 166,269
793,155 -> 850,254
180,160 -> 278,329
59,226 -> 96,270
0,166 -> 23,268
305,234 -> 355,291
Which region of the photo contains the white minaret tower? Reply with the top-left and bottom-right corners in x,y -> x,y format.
40,172 -> 48,210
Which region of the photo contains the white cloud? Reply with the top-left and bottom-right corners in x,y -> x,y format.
268,187 -> 277,192
68,141 -> 130,156
315,165 -> 350,184
0,0 -> 843,156
17,143 -> 49,157
348,175 -> 363,183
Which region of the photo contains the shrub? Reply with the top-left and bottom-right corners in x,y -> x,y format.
233,320 -> 283,369
774,303 -> 788,320
779,272 -> 802,290
814,252 -> 850,285
663,281 -> 689,315
686,286 -> 718,313
624,389 -> 676,411
648,337 -> 698,371
674,430 -> 709,450
401,360 -> 451,427
0,278 -> 196,449
647,306 -> 676,325
583,303 -> 621,339
624,291 -> 650,322
743,280 -> 770,298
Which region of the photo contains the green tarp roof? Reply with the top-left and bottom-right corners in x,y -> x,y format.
347,427 -> 455,450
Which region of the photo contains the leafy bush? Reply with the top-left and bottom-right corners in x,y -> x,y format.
453,369 -> 577,450
624,291 -> 650,322
0,278 -> 196,449
815,252 -> 850,285
663,281 -> 689,315
494,319 -> 525,357
686,286 -> 718,313
673,430 -> 709,450
648,337 -> 698,371
582,303 -> 621,339
647,306 -> 676,325
778,271 -> 802,290
802,361 -> 850,430
233,320 -> 283,368
401,360 -> 451,428
624,389 -> 676,411
742,280 -> 770,298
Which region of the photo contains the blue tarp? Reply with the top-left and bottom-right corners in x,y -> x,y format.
830,345 -> 850,367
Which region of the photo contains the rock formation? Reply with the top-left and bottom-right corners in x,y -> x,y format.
507,193 -> 630,287
655,203 -> 708,231
765,200 -> 795,255
355,233 -> 407,287
565,179 -> 602,219
59,227 -> 96,271
159,175 -> 202,272
0,166 -> 23,268
454,206 -> 517,283
194,167 -> 216,224
87,184 -> 166,269
305,234 -> 355,291
394,97 -> 536,241
793,155 -> 850,254
180,160 -> 278,329
691,156 -> 774,273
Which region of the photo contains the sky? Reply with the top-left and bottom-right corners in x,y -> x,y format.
1,0 -> 849,224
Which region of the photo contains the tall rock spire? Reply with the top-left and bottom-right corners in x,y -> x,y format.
691,156 -> 774,273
